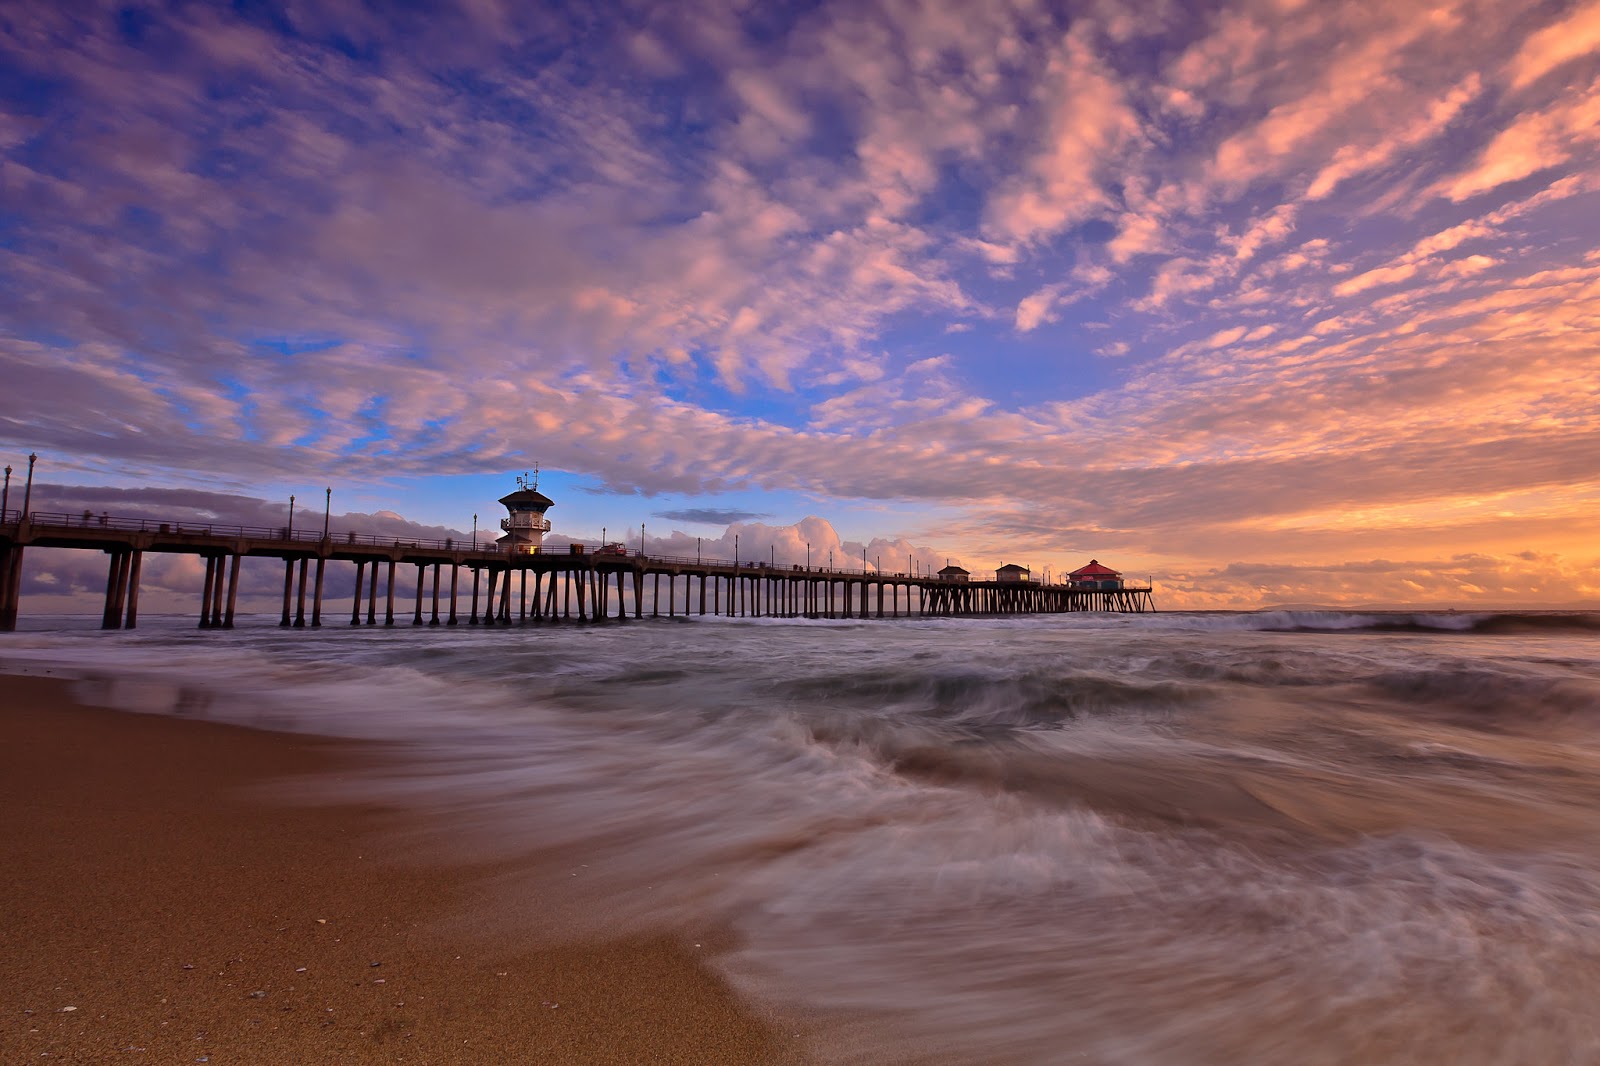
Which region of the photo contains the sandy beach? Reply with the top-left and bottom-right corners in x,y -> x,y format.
0,673 -> 803,1064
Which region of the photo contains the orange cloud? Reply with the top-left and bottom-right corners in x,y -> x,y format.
1439,80 -> 1600,201
1509,0 -> 1600,89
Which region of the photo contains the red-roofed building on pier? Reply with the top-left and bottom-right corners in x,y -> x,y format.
1068,559 -> 1123,590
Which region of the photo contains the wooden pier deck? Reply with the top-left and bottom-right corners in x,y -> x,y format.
0,508 -> 1155,631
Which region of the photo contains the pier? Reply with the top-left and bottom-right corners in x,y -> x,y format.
0,507 -> 1155,631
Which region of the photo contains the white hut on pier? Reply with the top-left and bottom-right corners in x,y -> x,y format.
497,474 -> 553,554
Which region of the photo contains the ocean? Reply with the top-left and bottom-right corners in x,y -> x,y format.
6,609 -> 1600,1065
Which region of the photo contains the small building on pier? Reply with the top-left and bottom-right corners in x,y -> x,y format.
996,563 -> 1031,583
1068,559 -> 1123,590
938,564 -> 970,582
498,475 -> 553,554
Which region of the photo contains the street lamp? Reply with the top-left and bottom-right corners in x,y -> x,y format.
697,537 -> 701,564
806,542 -> 810,569
2,464 -> 10,518
288,494 -> 296,539
473,513 -> 478,548
735,533 -> 739,567
20,452 -> 37,518
323,487 -> 331,539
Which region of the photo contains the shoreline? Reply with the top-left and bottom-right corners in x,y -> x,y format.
0,672 -> 805,1064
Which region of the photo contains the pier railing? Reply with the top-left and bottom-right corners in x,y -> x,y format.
8,509 -> 512,553
4,507 -> 1132,588
4,509 -> 929,575
3,505 -> 1157,631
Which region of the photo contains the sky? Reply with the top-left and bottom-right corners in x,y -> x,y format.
3,0 -> 1600,610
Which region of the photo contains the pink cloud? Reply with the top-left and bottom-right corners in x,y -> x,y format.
985,33 -> 1140,244
1509,0 -> 1600,89
1303,75 -> 1480,200
1438,80 -> 1600,202
1014,288 -> 1060,334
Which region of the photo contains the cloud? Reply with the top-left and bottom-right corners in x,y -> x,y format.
985,31 -> 1141,244
1335,262 -> 1421,296
652,508 -> 773,526
1437,80 -> 1600,202
5,0 -> 1600,611
1508,0 -> 1600,89
1302,75 -> 1480,201
1015,288 -> 1061,333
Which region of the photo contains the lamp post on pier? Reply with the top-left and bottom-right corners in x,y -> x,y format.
21,452 -> 37,519
472,513 -> 478,548
287,494 -> 295,539
697,537 -> 701,564
323,487 -> 331,539
806,542 -> 810,570
2,465 -> 10,518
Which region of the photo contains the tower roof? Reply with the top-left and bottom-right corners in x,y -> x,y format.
1068,559 -> 1120,577
498,487 -> 554,510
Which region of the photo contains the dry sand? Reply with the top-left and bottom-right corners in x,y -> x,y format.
0,673 -> 806,1064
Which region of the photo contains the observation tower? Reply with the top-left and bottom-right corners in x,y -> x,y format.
497,471 -> 553,554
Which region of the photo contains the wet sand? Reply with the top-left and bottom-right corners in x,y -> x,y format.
0,673 -> 803,1064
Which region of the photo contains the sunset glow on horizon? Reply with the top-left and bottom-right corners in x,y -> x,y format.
4,0 -> 1599,609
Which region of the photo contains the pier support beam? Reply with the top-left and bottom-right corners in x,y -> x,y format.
469,567 -> 481,625
430,563 -> 441,625
222,555 -> 239,629
0,545 -> 20,632
482,568 -> 498,625
294,557 -> 309,627
413,563 -> 425,626
311,558 -> 325,627
200,556 -> 217,629
385,560 -> 396,626
123,550 -> 143,629
279,558 -> 294,627
448,564 -> 458,625
211,557 -> 227,628
101,550 -> 127,630
351,561 -> 365,625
